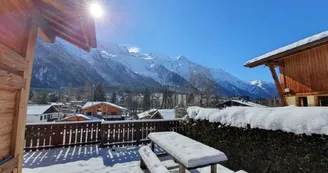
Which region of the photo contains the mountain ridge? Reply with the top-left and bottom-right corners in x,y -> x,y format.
31,38 -> 278,98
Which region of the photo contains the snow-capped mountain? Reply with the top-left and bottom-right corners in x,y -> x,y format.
31,38 -> 277,98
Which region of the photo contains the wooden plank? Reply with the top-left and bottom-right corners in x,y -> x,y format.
0,90 -> 16,100
0,70 -> 26,89
0,149 -> 10,162
0,114 -> 14,136
0,134 -> 11,151
269,65 -> 288,106
37,27 -> 56,43
0,44 -> 28,73
0,157 -> 18,173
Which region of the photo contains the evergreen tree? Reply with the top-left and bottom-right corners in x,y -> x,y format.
37,90 -> 48,104
111,91 -> 117,104
47,92 -> 59,102
143,88 -> 151,111
94,82 -> 106,101
29,90 -> 34,100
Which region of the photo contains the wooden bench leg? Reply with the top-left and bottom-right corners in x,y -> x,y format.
211,164 -> 217,173
151,142 -> 155,151
140,158 -> 146,169
179,165 -> 186,173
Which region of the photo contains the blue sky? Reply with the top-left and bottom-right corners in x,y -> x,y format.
95,0 -> 328,82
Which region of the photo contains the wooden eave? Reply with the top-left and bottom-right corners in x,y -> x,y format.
32,0 -> 97,52
245,36 -> 328,68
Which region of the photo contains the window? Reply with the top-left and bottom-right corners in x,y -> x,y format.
40,116 -> 43,120
44,115 -> 47,119
111,112 -> 117,115
298,97 -> 308,107
318,96 -> 328,106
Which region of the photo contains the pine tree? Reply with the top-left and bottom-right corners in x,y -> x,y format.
111,91 -> 117,104
94,82 -> 106,101
143,88 -> 151,111
47,92 -> 59,102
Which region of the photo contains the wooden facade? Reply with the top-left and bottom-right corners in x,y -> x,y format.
245,31 -> 328,106
280,44 -> 328,95
0,0 -> 97,172
83,103 -> 123,116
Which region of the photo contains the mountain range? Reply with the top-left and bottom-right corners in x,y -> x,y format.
31,38 -> 278,98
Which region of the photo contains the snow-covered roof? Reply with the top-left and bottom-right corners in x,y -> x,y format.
186,106 -> 328,136
244,31 -> 328,67
158,109 -> 176,119
231,100 -> 267,107
137,109 -> 158,119
27,105 -> 54,115
82,102 -> 127,110
51,102 -> 64,106
61,114 -> 101,121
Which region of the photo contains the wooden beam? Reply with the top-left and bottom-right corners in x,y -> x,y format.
37,27 -> 56,43
268,65 -> 288,106
0,157 -> 18,173
11,18 -> 38,173
0,70 -> 26,89
51,27 -> 89,51
0,44 -> 29,75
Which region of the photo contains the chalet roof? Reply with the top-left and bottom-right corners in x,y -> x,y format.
244,31 -> 328,68
217,100 -> 267,108
33,0 -> 97,51
137,109 -> 158,119
61,114 -> 101,121
82,102 -> 127,110
27,105 -> 56,115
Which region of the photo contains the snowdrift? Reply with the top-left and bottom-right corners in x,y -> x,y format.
186,106 -> 328,135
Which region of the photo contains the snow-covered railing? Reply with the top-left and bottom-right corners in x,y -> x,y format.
24,119 -> 182,150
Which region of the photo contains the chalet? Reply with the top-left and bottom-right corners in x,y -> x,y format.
82,102 -> 127,120
60,114 -> 101,122
137,109 -> 176,120
216,100 -> 267,109
138,109 -> 164,120
0,0 -> 97,171
245,31 -> 328,107
26,105 -> 61,123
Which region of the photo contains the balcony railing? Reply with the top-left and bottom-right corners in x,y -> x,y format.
24,119 -> 182,151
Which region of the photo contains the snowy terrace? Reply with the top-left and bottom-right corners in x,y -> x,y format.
23,145 -> 240,173
22,119 -> 241,173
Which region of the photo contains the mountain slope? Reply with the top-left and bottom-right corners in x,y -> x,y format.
31,38 -> 277,98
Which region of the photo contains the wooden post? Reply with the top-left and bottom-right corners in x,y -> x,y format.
179,165 -> 186,173
268,64 -> 288,106
211,164 -> 217,173
10,18 -> 38,173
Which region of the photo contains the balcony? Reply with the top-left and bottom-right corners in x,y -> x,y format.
22,120 -> 237,173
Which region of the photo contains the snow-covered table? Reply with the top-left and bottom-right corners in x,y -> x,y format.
148,132 -> 228,173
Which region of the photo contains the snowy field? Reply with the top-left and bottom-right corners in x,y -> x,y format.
186,106 -> 328,135
23,145 -> 237,173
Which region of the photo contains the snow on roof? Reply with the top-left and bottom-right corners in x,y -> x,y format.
244,31 -> 328,67
231,100 -> 267,107
51,102 -> 64,106
158,109 -> 176,120
137,109 -> 158,119
186,106 -> 328,136
27,105 -> 53,115
82,102 -> 127,110
62,114 -> 101,121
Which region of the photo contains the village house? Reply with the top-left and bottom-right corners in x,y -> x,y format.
60,114 -> 101,122
137,109 -> 176,120
26,105 -> 61,123
216,100 -> 267,109
245,31 -> 328,106
82,102 -> 127,120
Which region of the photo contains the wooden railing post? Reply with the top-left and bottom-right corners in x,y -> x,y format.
135,122 -> 142,146
100,122 -> 104,147
53,124 -> 61,147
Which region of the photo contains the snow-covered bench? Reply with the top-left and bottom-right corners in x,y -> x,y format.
138,146 -> 170,173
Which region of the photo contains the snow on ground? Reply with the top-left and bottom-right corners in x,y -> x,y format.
158,109 -> 175,119
186,106 -> 328,135
23,145 -> 238,173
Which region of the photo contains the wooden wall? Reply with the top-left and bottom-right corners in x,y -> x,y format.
83,104 -> 122,116
280,44 -> 328,95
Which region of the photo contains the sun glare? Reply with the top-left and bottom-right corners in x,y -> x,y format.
89,3 -> 103,18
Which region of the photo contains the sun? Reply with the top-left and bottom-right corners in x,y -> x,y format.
89,3 -> 103,18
